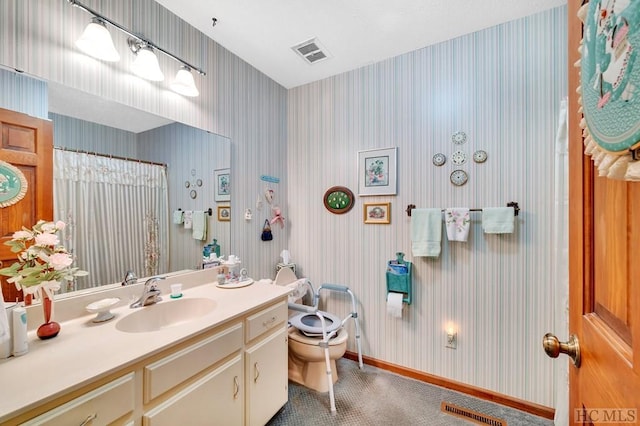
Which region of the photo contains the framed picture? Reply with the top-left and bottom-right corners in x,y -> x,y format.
213,168 -> 231,202
217,206 -> 231,221
363,202 -> 391,224
358,147 -> 397,196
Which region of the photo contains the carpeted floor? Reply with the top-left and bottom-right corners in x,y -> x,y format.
266,358 -> 555,426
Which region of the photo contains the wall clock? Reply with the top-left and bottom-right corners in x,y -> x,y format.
451,150 -> 467,165
323,186 -> 355,214
432,153 -> 446,166
473,150 -> 487,163
451,131 -> 467,145
450,170 -> 468,186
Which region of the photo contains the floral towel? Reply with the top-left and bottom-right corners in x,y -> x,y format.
445,208 -> 470,242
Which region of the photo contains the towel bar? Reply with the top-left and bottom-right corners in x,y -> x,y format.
178,207 -> 214,216
405,201 -> 519,217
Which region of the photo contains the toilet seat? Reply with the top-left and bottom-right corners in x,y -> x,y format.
288,311 -> 342,337
288,326 -> 348,345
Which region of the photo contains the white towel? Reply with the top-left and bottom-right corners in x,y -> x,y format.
411,208 -> 442,257
482,207 -> 515,234
192,211 -> 207,240
172,210 -> 184,224
183,210 -> 193,229
445,208 -> 471,242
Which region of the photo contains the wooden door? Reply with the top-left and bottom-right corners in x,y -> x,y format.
0,107 -> 53,303
566,1 -> 640,424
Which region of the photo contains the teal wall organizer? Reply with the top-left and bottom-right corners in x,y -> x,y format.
386,252 -> 412,305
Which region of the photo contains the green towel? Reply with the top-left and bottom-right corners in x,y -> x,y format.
482,207 -> 514,234
411,208 -> 441,257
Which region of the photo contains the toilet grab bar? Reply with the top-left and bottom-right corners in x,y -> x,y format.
287,282 -> 363,413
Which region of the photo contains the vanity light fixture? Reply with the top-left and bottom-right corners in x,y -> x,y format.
170,66 -> 200,97
129,40 -> 165,82
75,17 -> 120,62
68,0 -> 205,95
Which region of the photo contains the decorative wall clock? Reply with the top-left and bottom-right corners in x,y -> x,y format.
473,150 -> 488,163
323,186 -> 355,214
451,131 -> 467,145
451,150 -> 467,165
432,153 -> 446,166
450,170 -> 468,186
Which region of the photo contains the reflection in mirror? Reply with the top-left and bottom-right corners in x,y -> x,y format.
48,83 -> 231,294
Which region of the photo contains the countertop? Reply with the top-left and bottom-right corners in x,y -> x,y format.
0,278 -> 290,423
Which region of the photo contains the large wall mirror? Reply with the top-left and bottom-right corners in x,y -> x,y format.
46,81 -> 231,294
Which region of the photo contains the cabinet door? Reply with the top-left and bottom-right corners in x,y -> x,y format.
245,328 -> 288,426
143,355 -> 243,426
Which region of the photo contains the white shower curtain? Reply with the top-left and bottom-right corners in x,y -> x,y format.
553,98 -> 569,426
53,149 -> 169,292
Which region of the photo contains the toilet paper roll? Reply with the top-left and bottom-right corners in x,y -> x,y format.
387,292 -> 404,318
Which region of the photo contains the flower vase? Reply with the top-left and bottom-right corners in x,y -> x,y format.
37,292 -> 60,340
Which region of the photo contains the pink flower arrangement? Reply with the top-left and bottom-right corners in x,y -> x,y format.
0,220 -> 88,298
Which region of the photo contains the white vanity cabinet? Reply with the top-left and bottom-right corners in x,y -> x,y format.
4,294 -> 290,426
142,323 -> 244,425
244,301 -> 289,426
20,373 -> 136,426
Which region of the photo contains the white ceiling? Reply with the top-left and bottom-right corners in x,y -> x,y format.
155,0 -> 566,89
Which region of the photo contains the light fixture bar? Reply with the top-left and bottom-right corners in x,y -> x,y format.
67,0 -> 206,76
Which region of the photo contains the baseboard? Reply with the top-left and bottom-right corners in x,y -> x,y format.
343,351 -> 555,421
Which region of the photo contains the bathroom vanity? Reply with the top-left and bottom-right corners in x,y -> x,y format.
0,271 -> 290,425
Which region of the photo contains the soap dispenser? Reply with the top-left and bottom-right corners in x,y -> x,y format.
211,239 -> 221,258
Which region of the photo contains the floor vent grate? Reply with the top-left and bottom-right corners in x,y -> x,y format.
441,402 -> 507,426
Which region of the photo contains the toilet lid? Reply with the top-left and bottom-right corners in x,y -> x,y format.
288,311 -> 342,337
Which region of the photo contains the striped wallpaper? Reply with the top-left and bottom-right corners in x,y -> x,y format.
49,113 -> 230,275
287,6 -> 567,407
0,0 -> 568,409
1,0 -> 288,280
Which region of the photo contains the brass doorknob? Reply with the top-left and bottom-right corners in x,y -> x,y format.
543,333 -> 581,367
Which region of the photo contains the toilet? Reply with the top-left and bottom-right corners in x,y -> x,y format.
287,311 -> 348,392
274,267 -> 349,393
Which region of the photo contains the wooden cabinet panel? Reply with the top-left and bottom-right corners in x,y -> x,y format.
21,373 -> 135,426
144,323 -> 242,403
143,355 -> 244,426
245,328 -> 288,426
245,301 -> 286,343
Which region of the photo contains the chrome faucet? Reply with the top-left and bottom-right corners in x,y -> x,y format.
130,276 -> 165,308
122,270 -> 138,286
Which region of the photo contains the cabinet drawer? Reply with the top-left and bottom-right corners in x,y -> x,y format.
22,373 -> 135,426
144,323 -> 242,403
245,301 -> 287,343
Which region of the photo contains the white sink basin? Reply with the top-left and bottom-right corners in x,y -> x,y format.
115,297 -> 216,333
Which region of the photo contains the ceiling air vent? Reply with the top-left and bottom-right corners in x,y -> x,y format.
292,38 -> 330,64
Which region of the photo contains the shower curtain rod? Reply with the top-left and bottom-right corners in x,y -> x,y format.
54,146 -> 167,168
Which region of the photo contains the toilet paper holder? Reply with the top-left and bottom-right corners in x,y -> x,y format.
386,254 -> 412,305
